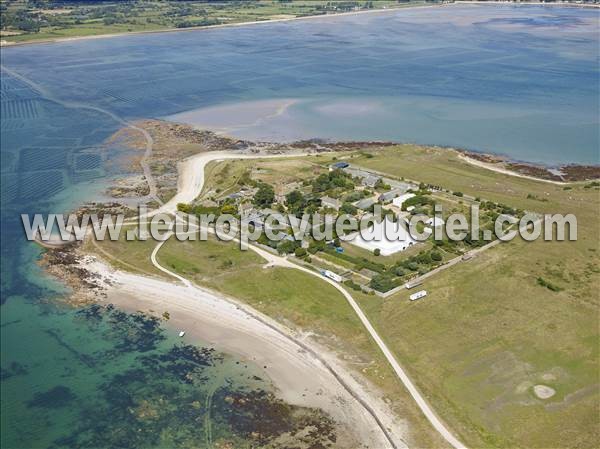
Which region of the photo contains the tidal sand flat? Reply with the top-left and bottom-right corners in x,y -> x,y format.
166,98 -> 298,136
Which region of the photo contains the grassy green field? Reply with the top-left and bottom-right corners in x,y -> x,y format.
89,144 -> 599,448
344,145 -> 600,448
1,0 -> 415,44
199,157 -> 322,201
84,223 -> 167,278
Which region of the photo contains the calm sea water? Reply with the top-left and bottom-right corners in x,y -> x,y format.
1,4 -> 598,448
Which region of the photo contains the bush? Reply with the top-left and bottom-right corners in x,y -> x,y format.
177,203 -> 192,213
431,251 -> 443,262
374,248 -> 381,256
453,191 -> 464,197
308,240 -> 325,254
537,277 -> 562,292
416,253 -> 432,264
294,247 -> 307,258
370,274 -> 397,292
344,279 -> 362,291
406,261 -> 419,271
277,240 -> 298,255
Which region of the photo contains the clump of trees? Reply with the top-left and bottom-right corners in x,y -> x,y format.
253,182 -> 275,208
369,273 -> 397,293
312,169 -> 354,193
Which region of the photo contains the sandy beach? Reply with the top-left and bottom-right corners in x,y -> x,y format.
86,258 -> 407,449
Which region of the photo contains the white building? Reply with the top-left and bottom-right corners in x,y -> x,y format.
392,193 -> 415,209
348,217 -> 417,256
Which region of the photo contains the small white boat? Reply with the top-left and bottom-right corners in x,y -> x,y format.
178,331 -> 186,337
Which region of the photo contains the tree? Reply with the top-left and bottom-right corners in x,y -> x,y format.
277,240 -> 297,255
312,169 -> 353,193
253,183 -> 274,208
374,248 -> 381,256
285,189 -> 305,214
340,202 -> 357,215
370,274 -> 395,292
312,173 -> 331,193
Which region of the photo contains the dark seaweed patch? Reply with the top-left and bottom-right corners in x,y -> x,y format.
27,386 -> 76,409
215,389 -> 337,448
76,304 -> 166,353
0,361 -> 29,380
140,344 -> 221,384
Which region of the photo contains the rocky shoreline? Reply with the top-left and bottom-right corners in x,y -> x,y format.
459,150 -> 600,182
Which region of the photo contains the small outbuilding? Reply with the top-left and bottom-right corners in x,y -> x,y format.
355,197 -> 376,211
330,161 -> 350,170
378,189 -> 405,204
362,174 -> 381,188
321,196 -> 341,210
409,290 -> 427,301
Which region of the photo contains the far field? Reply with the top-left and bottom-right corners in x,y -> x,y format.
89,144 -> 599,448
1,0 -> 418,44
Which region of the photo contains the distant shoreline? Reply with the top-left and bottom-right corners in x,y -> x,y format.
0,3 -> 439,48
3,1 -> 598,48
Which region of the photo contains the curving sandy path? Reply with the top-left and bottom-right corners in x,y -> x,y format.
146,150 -> 309,218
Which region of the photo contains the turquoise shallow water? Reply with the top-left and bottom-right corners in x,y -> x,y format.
1,4 -> 599,448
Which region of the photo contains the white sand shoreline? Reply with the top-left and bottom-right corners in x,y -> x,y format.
86,258 -> 407,448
